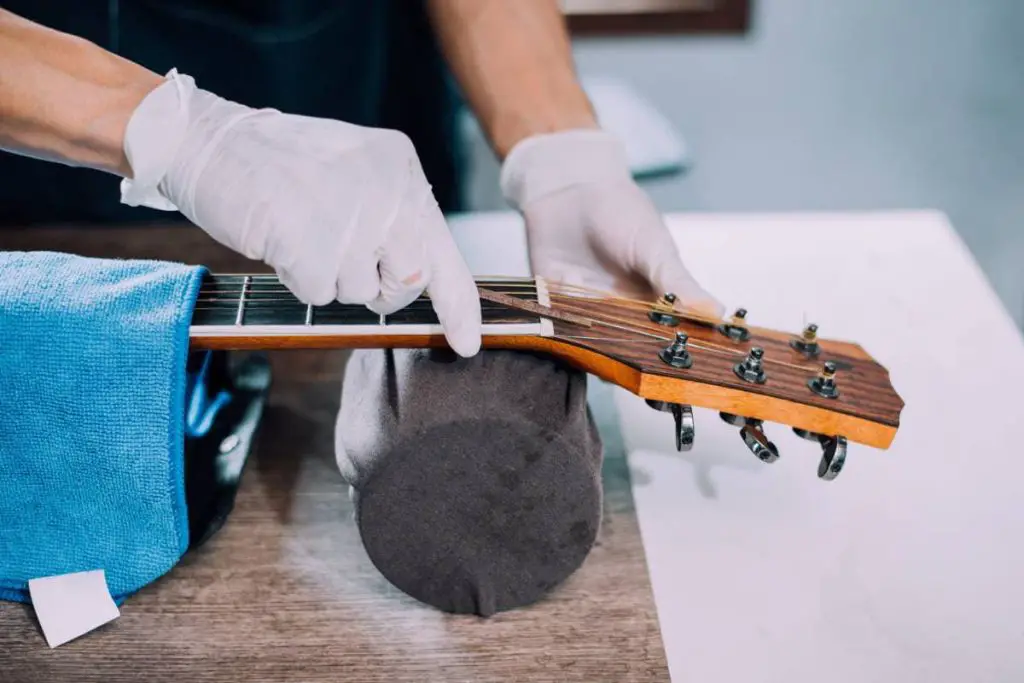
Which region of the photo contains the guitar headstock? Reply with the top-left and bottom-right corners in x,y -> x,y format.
533,286 -> 904,482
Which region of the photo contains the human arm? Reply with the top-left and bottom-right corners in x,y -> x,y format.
0,9 -> 481,356
425,0 -> 596,159
427,0 -> 723,315
0,8 -> 161,176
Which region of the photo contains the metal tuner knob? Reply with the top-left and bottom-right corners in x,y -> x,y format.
793,427 -> 848,481
648,292 -> 681,326
808,361 -> 839,398
720,412 -> 780,464
659,331 -> 694,369
734,346 -> 767,384
646,400 -> 696,452
717,308 -> 751,342
790,323 -> 821,358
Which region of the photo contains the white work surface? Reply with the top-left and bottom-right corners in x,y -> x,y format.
450,210 -> 1024,683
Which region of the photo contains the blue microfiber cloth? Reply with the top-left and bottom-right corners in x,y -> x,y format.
0,251 -> 205,604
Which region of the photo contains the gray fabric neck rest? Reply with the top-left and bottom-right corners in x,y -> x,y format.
336,348 -> 603,617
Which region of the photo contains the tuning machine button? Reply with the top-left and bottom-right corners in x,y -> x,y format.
646,400 -> 695,451
659,331 -> 693,369
793,427 -> 847,480
734,347 -> 767,384
648,292 -> 681,326
675,404 -> 695,451
808,361 -> 840,398
741,424 -> 780,463
790,323 -> 821,358
720,412 -> 779,463
716,308 -> 751,341
818,436 -> 847,480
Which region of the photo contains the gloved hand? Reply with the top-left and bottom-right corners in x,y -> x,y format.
119,70 -> 482,357
500,129 -> 724,318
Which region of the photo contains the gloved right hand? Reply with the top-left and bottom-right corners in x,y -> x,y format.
119,69 -> 482,357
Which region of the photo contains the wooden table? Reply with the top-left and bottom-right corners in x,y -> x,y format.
0,224 -> 670,683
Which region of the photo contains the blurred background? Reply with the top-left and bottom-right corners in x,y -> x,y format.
463,0 -> 1024,328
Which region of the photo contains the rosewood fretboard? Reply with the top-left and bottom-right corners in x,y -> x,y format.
190,274 -> 553,347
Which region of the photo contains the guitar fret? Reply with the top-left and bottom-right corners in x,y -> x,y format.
193,274 -> 543,329
235,276 -> 251,326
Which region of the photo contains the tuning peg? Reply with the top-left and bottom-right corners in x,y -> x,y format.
793,427 -> 848,480
673,404 -> 695,451
648,292 -> 681,326
734,346 -> 767,384
790,323 -> 821,358
818,435 -> 847,480
808,360 -> 840,398
716,308 -> 751,341
719,412 -> 779,463
740,423 -> 780,463
659,331 -> 694,369
646,400 -> 695,451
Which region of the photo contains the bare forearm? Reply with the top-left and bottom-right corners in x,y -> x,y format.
427,0 -> 597,159
0,9 -> 161,176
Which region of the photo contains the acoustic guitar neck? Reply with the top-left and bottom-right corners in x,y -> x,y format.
190,273 -> 557,350
190,272 -> 904,468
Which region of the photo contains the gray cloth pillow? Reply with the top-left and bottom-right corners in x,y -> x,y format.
336,348 -> 604,617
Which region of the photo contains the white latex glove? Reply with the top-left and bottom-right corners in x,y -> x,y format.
500,129 -> 724,318
119,70 -> 481,357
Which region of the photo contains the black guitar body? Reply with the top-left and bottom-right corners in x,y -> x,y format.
182,350 -> 272,552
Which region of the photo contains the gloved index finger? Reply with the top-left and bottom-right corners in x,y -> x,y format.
420,204 -> 482,358
366,193 -> 431,316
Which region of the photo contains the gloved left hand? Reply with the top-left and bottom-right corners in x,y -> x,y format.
500,129 -> 724,319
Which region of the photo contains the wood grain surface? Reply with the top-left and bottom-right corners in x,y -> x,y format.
550,299 -> 904,426
0,224 -> 670,683
547,297 -> 904,449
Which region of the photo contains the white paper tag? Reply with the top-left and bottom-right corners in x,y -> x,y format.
28,569 -> 120,648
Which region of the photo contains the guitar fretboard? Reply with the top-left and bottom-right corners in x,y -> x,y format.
191,274 -> 550,340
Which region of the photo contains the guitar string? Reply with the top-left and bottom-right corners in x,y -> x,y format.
196,282 -> 683,312
539,296 -> 813,366
193,281 -> 822,371
558,332 -> 667,347
554,298 -> 822,371
194,284 -> 539,293
198,276 -> 679,310
199,275 -> 537,286
197,271 -> 809,329
209,273 -> 537,279
196,287 -> 678,343
198,276 -> 825,359
196,299 -> 819,371
548,285 -> 730,327
206,274 -> 538,279
555,289 -> 807,338
507,278 -> 795,337
197,278 -> 722,327
195,285 -> 671,340
205,274 -> 711,326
